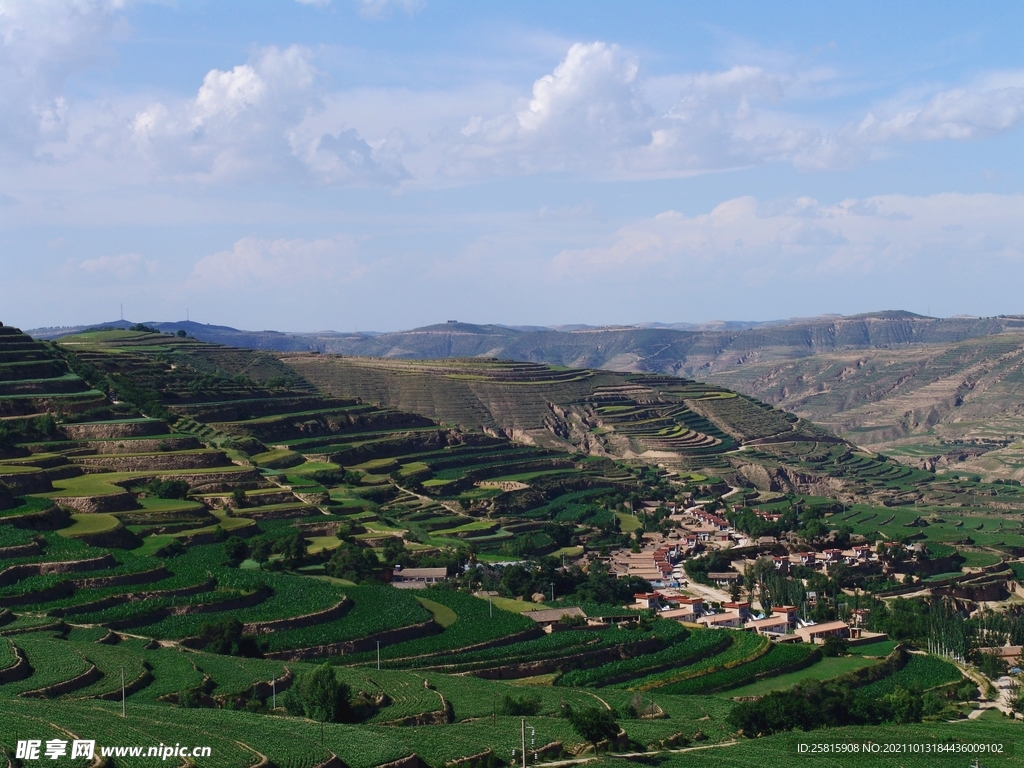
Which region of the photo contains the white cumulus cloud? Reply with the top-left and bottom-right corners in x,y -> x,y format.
190,236 -> 368,290
128,46 -> 403,185
0,0 -> 124,156
552,193 -> 1024,279
77,253 -> 154,279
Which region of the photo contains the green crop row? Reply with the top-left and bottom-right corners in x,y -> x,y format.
346,588 -> 536,664
190,651 -> 287,696
71,637 -> 152,699
0,637 -> 16,671
622,630 -> 768,691
0,632 -> 91,697
654,641 -> 820,695
133,573 -> 348,640
856,654 -> 962,698
400,622 -> 680,673
559,625 -> 725,687
126,646 -> 206,704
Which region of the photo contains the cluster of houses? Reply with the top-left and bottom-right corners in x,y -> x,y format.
609,541 -> 684,585
627,589 -> 877,645
608,500 -> 892,591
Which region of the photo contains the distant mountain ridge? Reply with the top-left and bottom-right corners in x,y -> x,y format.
28,312 -> 1024,376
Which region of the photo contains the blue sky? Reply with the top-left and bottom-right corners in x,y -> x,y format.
2,0 -> 1024,331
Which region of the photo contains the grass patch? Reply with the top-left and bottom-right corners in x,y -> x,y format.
615,511 -> 642,533
58,513 -> 121,537
480,595 -> 544,613
958,550 -> 1002,567
137,496 -> 205,513
307,535 -> 344,554
848,639 -> 898,656
251,449 -> 305,469
719,655 -> 880,698
132,534 -> 174,556
416,596 -> 458,627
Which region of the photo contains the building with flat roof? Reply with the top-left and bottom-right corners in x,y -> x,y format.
795,621 -> 850,644
391,566 -> 448,588
745,615 -> 791,636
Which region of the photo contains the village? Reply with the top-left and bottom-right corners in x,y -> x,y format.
598,499 -> 897,646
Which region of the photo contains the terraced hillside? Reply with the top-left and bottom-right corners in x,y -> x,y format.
705,332 -> 1024,481
0,322 -> 1019,766
283,355 -> 809,473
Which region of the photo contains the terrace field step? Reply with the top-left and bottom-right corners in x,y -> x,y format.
62,419 -> 170,440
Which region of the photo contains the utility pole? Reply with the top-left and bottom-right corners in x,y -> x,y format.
521,718 -> 526,768
550,582 -> 554,603
121,666 -> 126,718
489,595 -> 492,618
272,678 -> 276,709
376,640 -> 381,670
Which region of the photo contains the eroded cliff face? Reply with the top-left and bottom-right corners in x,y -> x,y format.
732,461 -> 846,496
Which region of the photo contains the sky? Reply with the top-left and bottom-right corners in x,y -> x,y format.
3,1 -> 1024,332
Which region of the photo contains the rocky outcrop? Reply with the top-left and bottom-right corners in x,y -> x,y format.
55,493 -> 138,514
74,566 -> 170,590
382,701 -> 453,727
252,668 -> 294,699
63,421 -> 169,440
72,452 -> 231,472
444,748 -> 493,768
1,505 -> 67,530
733,460 -> 845,497
84,436 -> 202,454
0,470 -> 54,495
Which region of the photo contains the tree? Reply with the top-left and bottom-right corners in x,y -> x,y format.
325,541 -> 381,583
800,519 -> 829,542
381,537 -> 410,567
499,692 -> 541,716
881,685 -> 922,724
566,705 -> 620,754
274,532 -> 308,570
729,579 -> 743,603
146,479 -> 190,500
302,663 -> 351,723
821,635 -> 848,657
176,329 -> 187,337
223,536 -> 250,566
250,538 -> 272,566
198,618 -> 262,658
974,650 -> 1009,680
